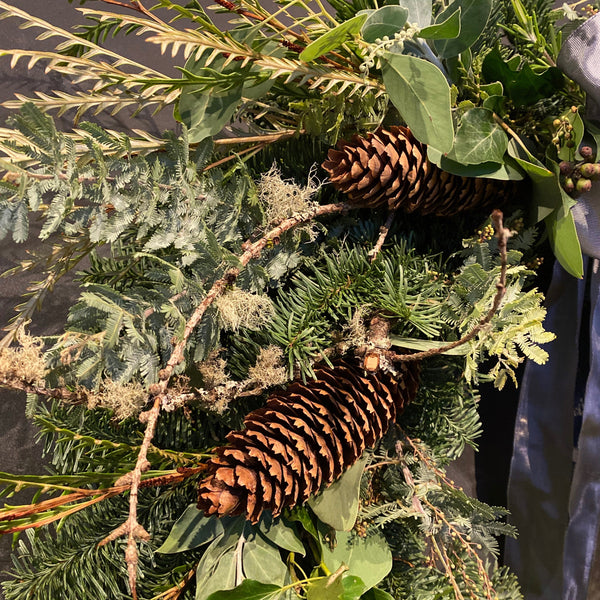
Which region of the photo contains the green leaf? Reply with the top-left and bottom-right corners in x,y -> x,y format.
481,48 -> 563,107
361,6 -> 408,43
243,532 -> 288,585
156,505 -> 225,554
308,456 -> 367,531
396,0 -> 432,28
507,139 -> 563,221
381,53 -> 454,153
558,107 -> 584,162
433,0 -> 492,58
360,588 -> 394,600
287,506 -> 319,540
319,530 -> 392,591
300,15 -> 368,62
388,335 -> 469,355
545,206 -> 583,279
418,8 -> 461,40
206,580 -> 282,600
258,514 -> 306,556
446,108 -> 508,165
307,573 -> 366,600
427,147 -> 523,180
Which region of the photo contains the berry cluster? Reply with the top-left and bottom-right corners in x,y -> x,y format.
559,145 -> 600,197
551,108 -> 578,150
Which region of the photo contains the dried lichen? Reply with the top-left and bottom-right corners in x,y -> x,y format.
247,346 -> 287,388
0,331 -> 46,387
88,380 -> 147,420
215,287 -> 274,332
258,164 -> 320,226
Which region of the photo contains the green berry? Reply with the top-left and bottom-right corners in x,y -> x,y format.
576,178 -> 593,193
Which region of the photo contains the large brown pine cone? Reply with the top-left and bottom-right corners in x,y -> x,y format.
197,359 -> 420,522
322,126 -> 519,216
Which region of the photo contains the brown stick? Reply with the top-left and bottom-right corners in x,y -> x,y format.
368,209 -> 397,263
389,209 -> 509,362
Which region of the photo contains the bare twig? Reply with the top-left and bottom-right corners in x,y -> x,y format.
151,567 -> 196,600
368,209 -> 397,263
98,0 -> 169,27
389,209 -> 509,362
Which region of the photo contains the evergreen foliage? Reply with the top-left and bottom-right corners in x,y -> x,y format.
0,0 -> 586,598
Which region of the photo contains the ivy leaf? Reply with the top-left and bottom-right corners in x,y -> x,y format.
545,204 -> 583,279
308,456 -> 368,531
242,532 -> 288,585
156,505 -> 225,553
482,48 -> 563,107
300,15 -> 367,62
287,506 -> 319,540
307,573 -> 366,600
396,0 -> 432,28
319,529 -> 392,591
427,147 -> 523,180
206,580 -> 282,600
258,513 -> 306,555
433,0 -> 492,58
418,8 -> 461,40
361,6 -> 408,43
381,53 -> 454,153
446,108 -> 508,165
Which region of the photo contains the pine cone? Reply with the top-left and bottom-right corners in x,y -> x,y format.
197,359 -> 420,522
322,126 -> 518,216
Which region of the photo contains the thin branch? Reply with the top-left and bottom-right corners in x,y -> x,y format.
389,209 -> 509,362
98,0 -> 169,27
368,209 -> 397,263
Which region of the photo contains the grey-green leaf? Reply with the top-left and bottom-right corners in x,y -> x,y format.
397,0 -> 432,28
427,147 -> 524,180
447,108 -> 508,165
259,513 -> 306,555
308,456 -> 368,531
206,580 -> 282,600
156,505 -> 224,554
242,532 -> 288,585
418,8 -> 461,40
433,0 -> 492,58
545,205 -> 583,279
319,529 -> 392,591
361,6 -> 408,43
381,53 -> 454,153
300,15 -> 367,62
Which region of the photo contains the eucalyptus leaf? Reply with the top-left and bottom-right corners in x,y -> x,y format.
418,9 -> 461,40
307,573 -> 366,600
206,580 -> 282,600
319,529 -> 392,591
433,0 -> 492,58
242,532 -> 288,585
427,147 -> 523,180
381,53 -> 454,153
156,505 -> 224,554
396,0 -> 432,28
300,15 -> 367,62
447,108 -> 508,165
361,6 -> 408,43
308,456 -> 368,531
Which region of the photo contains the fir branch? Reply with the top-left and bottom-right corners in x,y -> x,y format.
389,210 -> 509,363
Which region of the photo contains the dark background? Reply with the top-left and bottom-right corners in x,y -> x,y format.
0,0 -> 508,593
